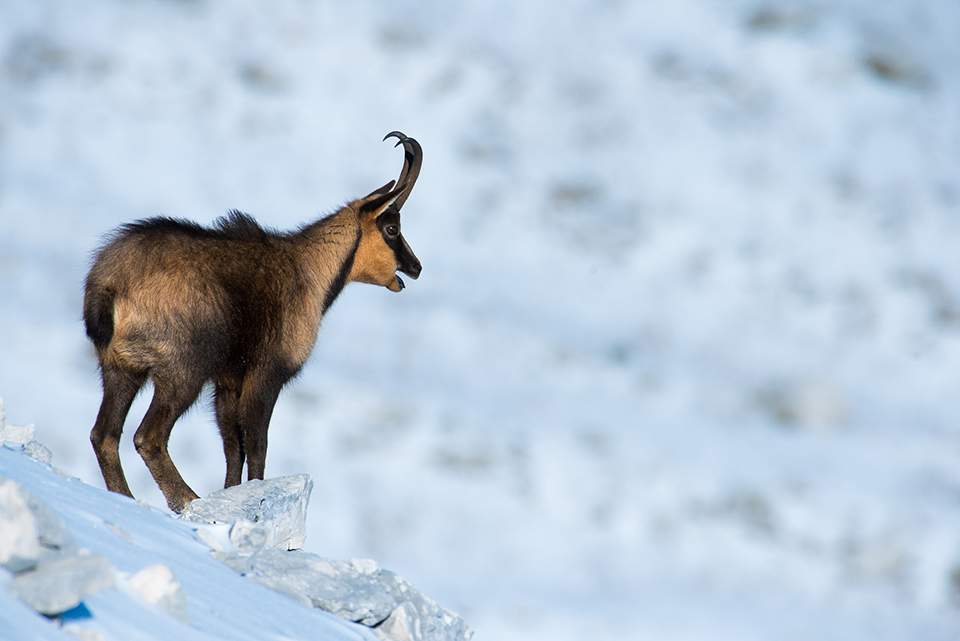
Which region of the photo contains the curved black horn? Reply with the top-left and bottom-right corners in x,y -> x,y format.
383,131 -> 422,210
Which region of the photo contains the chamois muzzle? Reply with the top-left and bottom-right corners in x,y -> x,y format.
397,237 -> 421,282
385,221 -> 421,291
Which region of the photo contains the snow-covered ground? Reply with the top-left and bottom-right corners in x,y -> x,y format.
2,1 -> 960,639
0,433 -> 410,641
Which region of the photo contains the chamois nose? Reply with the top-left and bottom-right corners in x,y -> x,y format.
406,260 -> 421,280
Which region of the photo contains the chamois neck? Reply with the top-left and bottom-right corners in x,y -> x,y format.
298,207 -> 361,315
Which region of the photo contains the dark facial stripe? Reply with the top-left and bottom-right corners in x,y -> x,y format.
321,230 -> 360,315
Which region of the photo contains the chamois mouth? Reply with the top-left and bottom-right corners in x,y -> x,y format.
396,274 -> 405,290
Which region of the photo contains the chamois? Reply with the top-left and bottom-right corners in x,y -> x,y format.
84,132 -> 423,512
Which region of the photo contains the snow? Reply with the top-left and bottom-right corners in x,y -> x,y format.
122,564 -> 187,623
1,1 -> 960,640
222,551 -> 469,641
0,440 -> 464,640
1,422 -> 35,446
0,475 -> 71,571
0,444 -> 376,641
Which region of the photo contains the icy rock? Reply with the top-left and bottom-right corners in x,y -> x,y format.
374,598 -> 473,641
0,476 -> 72,572
1,422 -> 35,446
181,474 -> 312,552
225,549 -> 472,640
24,440 -> 52,465
12,553 -> 115,615
124,564 -> 188,622
377,603 -> 418,641
225,551 -> 396,624
370,583 -> 473,641
228,518 -> 270,552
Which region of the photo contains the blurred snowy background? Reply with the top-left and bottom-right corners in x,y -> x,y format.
1,1 -> 959,639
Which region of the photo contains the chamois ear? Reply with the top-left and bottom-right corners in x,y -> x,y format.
362,180 -> 395,199
357,189 -> 401,219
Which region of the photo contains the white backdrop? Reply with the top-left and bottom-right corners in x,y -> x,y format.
1,2 -> 959,639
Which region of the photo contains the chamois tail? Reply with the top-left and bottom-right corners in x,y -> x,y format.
83,284 -> 116,350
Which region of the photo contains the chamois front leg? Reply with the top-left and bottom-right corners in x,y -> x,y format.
214,379 -> 245,488
133,374 -> 204,512
238,368 -> 286,481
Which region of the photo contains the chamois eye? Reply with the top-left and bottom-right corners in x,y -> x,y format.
384,224 -> 399,238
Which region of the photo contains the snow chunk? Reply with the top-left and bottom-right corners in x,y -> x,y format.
1,423 -> 35,447
12,553 -> 115,615
0,401 -> 37,447
24,441 -> 52,465
225,549 -> 472,640
191,521 -> 233,553
123,564 -> 188,622
181,475 -> 312,552
0,476 -> 72,572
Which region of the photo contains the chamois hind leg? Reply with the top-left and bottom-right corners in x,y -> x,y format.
133,373 -> 204,513
214,378 -> 244,488
90,367 -> 146,498
238,368 -> 286,481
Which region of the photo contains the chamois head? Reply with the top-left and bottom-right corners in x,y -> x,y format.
349,131 -> 423,292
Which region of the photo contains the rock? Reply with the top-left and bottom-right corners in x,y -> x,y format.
12,553 -> 115,615
224,549 -> 472,640
181,475 -> 312,552
0,476 -> 72,572
124,564 -> 188,622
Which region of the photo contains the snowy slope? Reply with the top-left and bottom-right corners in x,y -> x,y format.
0,442 -> 375,641
1,1 -> 960,640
